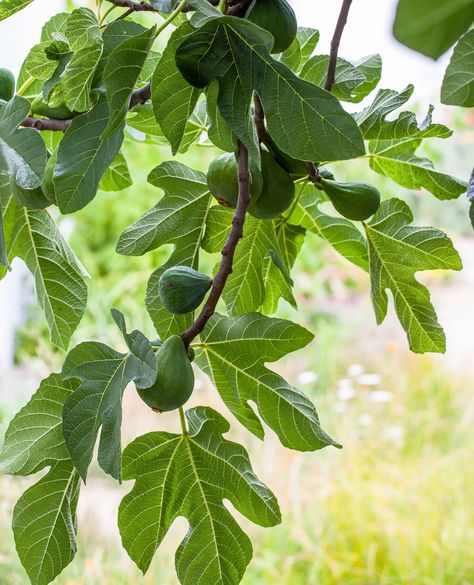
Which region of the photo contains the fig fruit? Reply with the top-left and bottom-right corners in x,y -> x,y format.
249,150 -> 295,219
0,68 -> 15,101
159,265 -> 212,314
137,335 -> 194,412
207,152 -> 263,208
245,0 -> 297,54
31,95 -> 75,120
320,178 -> 381,221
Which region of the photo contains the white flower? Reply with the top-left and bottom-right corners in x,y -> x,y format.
359,414 -> 373,427
298,371 -> 318,385
357,373 -> 382,386
347,364 -> 364,377
369,390 -> 393,403
337,386 -> 356,401
337,378 -> 353,389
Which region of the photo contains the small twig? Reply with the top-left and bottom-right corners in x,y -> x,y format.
20,82 -> 152,132
21,116 -> 72,132
325,0 -> 353,92
181,141 -> 251,347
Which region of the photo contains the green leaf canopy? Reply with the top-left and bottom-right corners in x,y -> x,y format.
119,407 -> 281,584
61,310 -> 157,481
0,374 -> 81,585
175,17 -> 365,162
364,198 -> 463,353
195,312 -> 340,450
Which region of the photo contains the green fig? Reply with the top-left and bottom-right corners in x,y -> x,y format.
320,178 -> 381,221
0,68 -> 15,101
207,152 -> 263,208
159,266 -> 212,315
249,150 -> 295,219
245,0 -> 297,53
137,335 -> 194,412
31,94 -> 75,120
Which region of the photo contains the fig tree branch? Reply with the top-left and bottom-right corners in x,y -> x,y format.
104,0 -> 219,12
20,82 -> 152,132
181,141 -> 251,347
325,0 -> 353,92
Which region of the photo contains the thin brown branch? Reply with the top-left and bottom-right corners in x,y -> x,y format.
20,82 -> 152,133
20,116 -> 71,132
181,142 -> 251,347
325,0 -> 353,92
305,162 -> 321,184
105,0 -> 220,13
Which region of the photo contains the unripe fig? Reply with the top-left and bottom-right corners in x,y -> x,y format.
320,178 -> 381,221
159,266 -> 212,314
137,335 -> 194,412
207,152 -> 263,208
0,68 -> 15,101
249,150 -> 295,219
245,0 -> 297,53
31,95 -> 75,120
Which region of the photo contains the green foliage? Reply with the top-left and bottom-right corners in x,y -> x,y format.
0,2 -> 471,584
0,66 -> 14,100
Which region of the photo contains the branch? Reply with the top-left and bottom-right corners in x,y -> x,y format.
20,116 -> 71,132
20,82 -> 152,132
105,0 -> 220,12
181,141 -> 251,347
325,0 -> 353,92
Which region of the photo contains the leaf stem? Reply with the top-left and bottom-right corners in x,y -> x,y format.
325,0 -> 353,92
154,0 -> 187,38
181,141 -> 252,347
99,4 -> 118,24
218,0 -> 227,13
283,179 -> 308,223
17,76 -> 36,97
179,407 -> 188,436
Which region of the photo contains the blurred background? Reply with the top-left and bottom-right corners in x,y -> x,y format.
1,1 -> 474,584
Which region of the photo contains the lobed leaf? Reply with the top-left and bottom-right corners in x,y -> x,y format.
119,407 -> 280,584
364,198 -> 462,353
99,152 -> 132,192
196,312 -> 340,450
62,310 -> 157,481
0,374 -> 82,585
